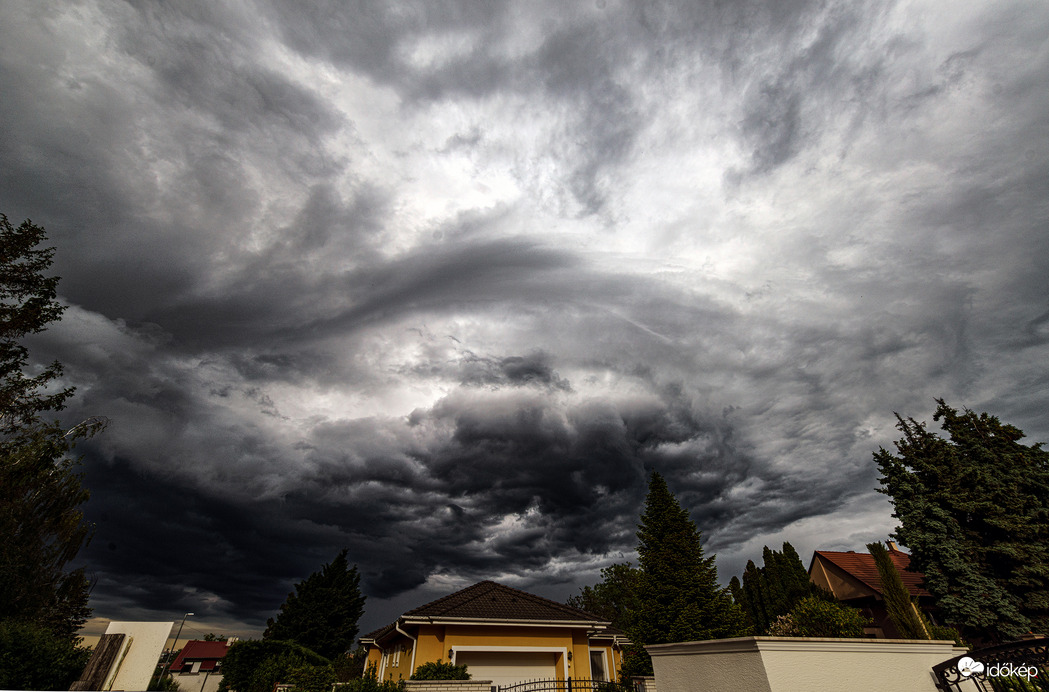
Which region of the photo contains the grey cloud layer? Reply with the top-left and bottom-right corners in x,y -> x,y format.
2,0 -> 1048,632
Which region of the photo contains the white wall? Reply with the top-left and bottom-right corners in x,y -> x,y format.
103,621 -> 174,691
647,637 -> 967,692
172,671 -> 224,692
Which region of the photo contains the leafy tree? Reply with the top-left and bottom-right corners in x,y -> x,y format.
218,639 -> 329,692
625,472 -> 748,676
410,659 -> 470,680
730,542 -> 829,634
567,562 -> 641,632
766,597 -> 869,638
0,619 -> 91,691
875,401 -> 1049,642
0,215 -> 74,436
1,215 -> 103,678
264,549 -> 366,660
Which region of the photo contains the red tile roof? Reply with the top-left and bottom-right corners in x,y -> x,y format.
815,549 -> 930,598
168,640 -> 229,672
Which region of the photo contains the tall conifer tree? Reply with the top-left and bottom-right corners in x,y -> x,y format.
264,549 -> 366,660
626,473 -> 747,675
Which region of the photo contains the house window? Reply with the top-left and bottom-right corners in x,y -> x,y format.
589,650 -> 607,681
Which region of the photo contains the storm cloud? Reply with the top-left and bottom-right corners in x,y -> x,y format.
2,0 -> 1047,637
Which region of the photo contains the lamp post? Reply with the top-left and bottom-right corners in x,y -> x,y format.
169,613 -> 194,664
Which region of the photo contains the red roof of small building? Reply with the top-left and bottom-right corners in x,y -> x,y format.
168,640 -> 229,672
815,548 -> 931,598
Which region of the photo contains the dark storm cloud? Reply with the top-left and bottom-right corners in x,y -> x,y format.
4,0 -> 1049,635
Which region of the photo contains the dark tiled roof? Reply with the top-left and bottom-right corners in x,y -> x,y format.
816,549 -> 931,598
168,640 -> 229,672
360,621 -> 396,641
403,581 -> 608,623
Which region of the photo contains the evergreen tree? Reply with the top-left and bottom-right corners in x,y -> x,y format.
264,549 -> 366,660
626,473 -> 748,675
875,401 -> 1049,642
866,541 -> 929,640
731,543 -> 827,634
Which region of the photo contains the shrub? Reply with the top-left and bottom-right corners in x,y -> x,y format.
333,667 -> 406,692
218,639 -> 329,692
0,620 -> 91,691
289,663 -> 336,692
410,659 -> 470,680
768,597 -> 869,638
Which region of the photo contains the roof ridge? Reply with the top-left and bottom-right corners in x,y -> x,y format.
481,580 -> 605,621
403,580 -> 496,616
402,580 -> 607,621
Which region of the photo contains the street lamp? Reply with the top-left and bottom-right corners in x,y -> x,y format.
170,613 -> 194,662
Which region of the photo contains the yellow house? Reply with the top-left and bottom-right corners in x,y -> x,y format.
360,581 -> 630,687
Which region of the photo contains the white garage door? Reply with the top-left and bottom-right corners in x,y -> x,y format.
455,651 -> 559,687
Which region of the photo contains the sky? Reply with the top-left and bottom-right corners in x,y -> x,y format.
2,0 -> 1048,641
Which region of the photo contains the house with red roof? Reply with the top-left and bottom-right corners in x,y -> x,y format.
167,639 -> 232,692
360,580 -> 630,687
808,542 -> 936,638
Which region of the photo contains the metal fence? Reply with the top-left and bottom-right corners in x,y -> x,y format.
496,678 -> 637,692
933,638 -> 1049,691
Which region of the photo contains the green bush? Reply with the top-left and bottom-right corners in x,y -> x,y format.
289,663 -> 336,692
768,597 -> 869,638
0,620 -> 91,691
218,639 -> 329,692
333,668 -> 406,692
410,659 -> 470,680
929,624 -> 968,648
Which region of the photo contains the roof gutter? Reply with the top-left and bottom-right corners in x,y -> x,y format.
402,616 -> 611,628
395,621 -> 417,674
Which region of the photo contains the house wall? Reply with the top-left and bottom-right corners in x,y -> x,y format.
372,624 -> 622,683
103,621 -> 175,692
647,636 -> 966,692
171,671 -> 224,692
809,556 -> 875,601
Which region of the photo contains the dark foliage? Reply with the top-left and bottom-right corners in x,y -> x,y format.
410,659 -> 470,680
767,597 -> 869,638
729,542 -> 831,634
0,215 -> 103,671
624,472 -> 748,676
218,639 -> 329,692
264,549 -> 366,660
875,401 -> 1049,642
566,562 -> 641,632
0,619 -> 91,690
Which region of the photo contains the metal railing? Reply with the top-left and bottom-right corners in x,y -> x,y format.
933,637 -> 1049,691
496,678 -> 636,692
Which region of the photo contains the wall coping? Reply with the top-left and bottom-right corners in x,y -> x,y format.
402,681 -> 494,685
646,636 -> 964,656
